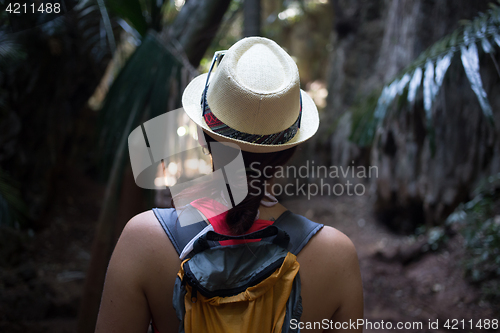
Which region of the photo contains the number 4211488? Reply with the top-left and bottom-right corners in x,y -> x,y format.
444,319 -> 498,330
6,2 -> 61,14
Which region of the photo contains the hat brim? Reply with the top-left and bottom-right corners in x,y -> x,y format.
182,73 -> 320,153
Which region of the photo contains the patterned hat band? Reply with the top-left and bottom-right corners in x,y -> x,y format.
201,87 -> 302,145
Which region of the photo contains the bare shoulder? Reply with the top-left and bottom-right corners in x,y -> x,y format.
119,210 -> 173,250
121,210 -> 162,236
297,224 -> 363,331
121,209 -> 177,246
114,210 -> 179,282
299,225 -> 359,267
298,224 -> 360,294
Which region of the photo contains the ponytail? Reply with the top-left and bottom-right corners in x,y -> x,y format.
205,133 -> 296,235
172,132 -> 297,235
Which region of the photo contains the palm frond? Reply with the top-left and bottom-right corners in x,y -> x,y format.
105,0 -> 169,36
75,0 -> 120,62
105,0 -> 148,36
97,0 -> 116,53
0,30 -> 24,64
356,2 -> 500,146
97,32 -> 195,178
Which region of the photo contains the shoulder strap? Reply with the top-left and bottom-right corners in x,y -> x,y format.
153,207 -> 323,256
152,206 -> 207,255
273,210 -> 323,255
192,225 -> 290,255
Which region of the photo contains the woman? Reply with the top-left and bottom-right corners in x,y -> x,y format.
95,37 -> 363,333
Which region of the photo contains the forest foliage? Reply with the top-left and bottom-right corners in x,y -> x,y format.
447,174 -> 500,301
351,1 -> 500,149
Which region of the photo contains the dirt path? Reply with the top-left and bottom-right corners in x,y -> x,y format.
281,195 -> 499,333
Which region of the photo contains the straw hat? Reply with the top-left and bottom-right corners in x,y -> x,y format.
182,37 -> 319,153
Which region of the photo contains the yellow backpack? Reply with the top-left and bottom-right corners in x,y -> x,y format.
153,207 -> 323,333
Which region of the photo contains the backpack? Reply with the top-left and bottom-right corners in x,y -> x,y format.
153,206 -> 323,333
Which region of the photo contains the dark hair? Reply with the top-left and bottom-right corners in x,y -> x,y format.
205,133 -> 297,234
171,132 -> 297,235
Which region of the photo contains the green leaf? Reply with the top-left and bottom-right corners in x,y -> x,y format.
363,3 -> 500,151
449,28 -> 461,47
106,0 -> 149,36
97,33 -> 186,178
460,43 -> 495,125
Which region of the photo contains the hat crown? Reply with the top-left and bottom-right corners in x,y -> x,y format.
235,43 -> 287,92
206,37 -> 301,135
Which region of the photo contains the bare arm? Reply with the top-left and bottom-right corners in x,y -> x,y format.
297,224 -> 364,333
326,231 -> 364,333
95,212 -> 154,333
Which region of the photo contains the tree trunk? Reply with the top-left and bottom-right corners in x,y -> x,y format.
243,0 -> 261,37
167,0 -> 232,66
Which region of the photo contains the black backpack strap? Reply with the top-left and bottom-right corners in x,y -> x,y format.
152,207 -> 207,256
192,225 -> 290,254
273,210 -> 324,255
153,207 -> 323,256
